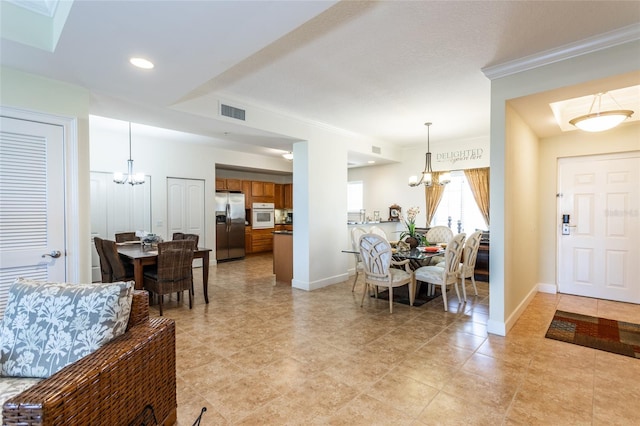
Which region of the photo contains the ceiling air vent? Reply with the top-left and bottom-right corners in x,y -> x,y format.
372,146 -> 381,155
220,104 -> 246,121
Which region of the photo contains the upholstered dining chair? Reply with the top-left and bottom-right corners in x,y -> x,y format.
101,239 -> 135,282
143,240 -> 195,316
424,226 -> 454,265
359,233 -> 415,314
115,232 -> 139,243
94,236 -> 112,283
369,225 -> 388,241
350,227 -> 366,292
457,230 -> 483,300
414,232 -> 466,311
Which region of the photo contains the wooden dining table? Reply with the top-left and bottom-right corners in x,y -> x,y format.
117,243 -> 212,303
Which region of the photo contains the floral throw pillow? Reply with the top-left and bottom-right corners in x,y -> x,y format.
0,278 -> 133,378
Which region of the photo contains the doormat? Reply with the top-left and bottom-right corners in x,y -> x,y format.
545,310 -> 640,359
372,284 -> 439,307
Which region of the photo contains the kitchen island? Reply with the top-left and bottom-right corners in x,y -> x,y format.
272,231 -> 293,284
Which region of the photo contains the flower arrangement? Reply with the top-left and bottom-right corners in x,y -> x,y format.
399,206 -> 423,244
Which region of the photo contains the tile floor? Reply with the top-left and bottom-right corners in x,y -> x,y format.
152,253 -> 640,425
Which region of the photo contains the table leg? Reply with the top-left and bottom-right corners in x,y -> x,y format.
202,251 -> 209,304
133,258 -> 144,290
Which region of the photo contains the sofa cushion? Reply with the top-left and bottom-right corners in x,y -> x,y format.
0,377 -> 42,409
0,278 -> 133,378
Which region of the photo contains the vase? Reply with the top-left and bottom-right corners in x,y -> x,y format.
405,236 -> 419,249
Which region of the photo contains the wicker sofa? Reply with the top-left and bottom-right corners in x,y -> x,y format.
2,290 -> 177,426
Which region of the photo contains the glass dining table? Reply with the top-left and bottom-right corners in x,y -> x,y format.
342,247 -> 444,270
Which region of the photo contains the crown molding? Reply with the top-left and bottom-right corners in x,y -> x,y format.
482,23 -> 640,80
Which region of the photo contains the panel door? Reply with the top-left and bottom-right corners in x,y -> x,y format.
558,152 -> 640,303
0,116 -> 66,315
167,178 -> 205,266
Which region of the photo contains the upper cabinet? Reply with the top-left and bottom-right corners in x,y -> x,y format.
216,178 -> 242,191
251,181 -> 275,203
283,184 -> 293,209
242,180 -> 251,208
274,184 -> 284,209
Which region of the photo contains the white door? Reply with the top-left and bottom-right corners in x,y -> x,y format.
0,116 -> 66,314
167,178 -> 205,266
558,152 -> 640,303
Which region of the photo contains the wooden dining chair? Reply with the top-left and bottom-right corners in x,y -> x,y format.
143,240 -> 195,316
93,236 -> 112,283
101,239 -> 135,282
414,233 -> 466,311
115,232 -> 140,243
359,233 -> 415,313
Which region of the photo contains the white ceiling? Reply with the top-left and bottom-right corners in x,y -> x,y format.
1,1 -> 639,167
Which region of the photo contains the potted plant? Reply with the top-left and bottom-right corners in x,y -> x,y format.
399,206 -> 426,249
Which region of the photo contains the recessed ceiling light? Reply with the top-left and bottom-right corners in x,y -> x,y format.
129,57 -> 154,69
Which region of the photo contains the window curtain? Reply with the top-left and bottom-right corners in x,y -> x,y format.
464,167 -> 490,227
424,171 -> 447,226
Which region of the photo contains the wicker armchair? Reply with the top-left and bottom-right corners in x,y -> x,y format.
2,291 -> 177,426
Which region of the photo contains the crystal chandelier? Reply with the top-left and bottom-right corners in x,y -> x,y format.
113,122 -> 145,185
408,122 -> 450,187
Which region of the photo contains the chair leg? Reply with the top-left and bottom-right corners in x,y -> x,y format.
388,287 -> 393,313
460,277 -> 468,302
188,289 -> 193,309
441,283 -> 448,311
158,294 -> 164,316
408,278 -> 416,307
360,283 -> 369,307
453,282 -> 461,303
471,275 -> 478,296
351,271 -> 359,292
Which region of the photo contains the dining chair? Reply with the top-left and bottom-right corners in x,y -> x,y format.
101,239 -> 135,282
172,232 -> 200,296
457,230 -> 483,299
115,232 -> 140,243
350,227 -> 366,292
359,233 -> 415,314
172,232 -> 185,241
93,236 -> 112,283
143,240 -> 195,316
424,226 -> 454,265
369,225 -> 388,241
414,232 -> 466,311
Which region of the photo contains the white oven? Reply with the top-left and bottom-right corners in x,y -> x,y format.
252,202 -> 275,229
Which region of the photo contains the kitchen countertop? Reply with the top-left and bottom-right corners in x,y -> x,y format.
273,230 -> 293,235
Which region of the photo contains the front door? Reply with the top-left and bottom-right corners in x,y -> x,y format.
558,152 -> 640,303
0,115 -> 67,315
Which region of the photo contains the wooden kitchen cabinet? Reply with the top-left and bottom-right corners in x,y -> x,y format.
274,184 -> 284,209
216,178 -> 242,191
251,181 -> 275,203
283,183 -> 293,209
244,227 -> 252,254
251,228 -> 273,253
242,180 -> 251,208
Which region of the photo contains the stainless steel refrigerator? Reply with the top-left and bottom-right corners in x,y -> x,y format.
215,192 -> 246,261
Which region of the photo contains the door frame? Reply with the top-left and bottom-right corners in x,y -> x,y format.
0,106 -> 80,282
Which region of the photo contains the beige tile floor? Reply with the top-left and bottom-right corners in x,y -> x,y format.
152,253 -> 640,425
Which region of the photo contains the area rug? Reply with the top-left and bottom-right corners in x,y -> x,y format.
545,310 -> 640,359
371,284 -> 439,307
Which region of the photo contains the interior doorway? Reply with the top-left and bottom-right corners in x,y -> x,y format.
557,151 -> 640,303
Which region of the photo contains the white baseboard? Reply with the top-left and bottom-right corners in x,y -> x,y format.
538,282 -> 557,294
488,284 -> 539,336
292,273 -> 349,291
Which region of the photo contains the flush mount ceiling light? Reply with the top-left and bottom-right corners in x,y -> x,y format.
569,92 -> 633,132
282,152 -> 293,160
129,57 -> 154,69
408,122 -> 450,187
113,122 -> 145,185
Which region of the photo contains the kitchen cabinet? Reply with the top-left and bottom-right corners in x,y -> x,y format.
283,183 -> 293,209
275,224 -> 293,232
244,227 -> 252,254
242,180 -> 251,208
274,184 -> 284,209
216,178 -> 242,191
251,181 -> 275,203
251,228 -> 273,253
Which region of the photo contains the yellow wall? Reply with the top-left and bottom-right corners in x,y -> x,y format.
537,122 -> 640,287
0,67 -> 92,282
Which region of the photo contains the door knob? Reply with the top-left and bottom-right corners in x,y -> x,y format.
42,250 -> 62,258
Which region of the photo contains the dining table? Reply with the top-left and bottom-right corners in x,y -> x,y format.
342,246 -> 444,271
117,242 -> 212,303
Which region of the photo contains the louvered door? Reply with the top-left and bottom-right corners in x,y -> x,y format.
0,116 -> 66,316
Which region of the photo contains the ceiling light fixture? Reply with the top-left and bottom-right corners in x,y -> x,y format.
569,92 -> 633,132
282,152 -> 293,160
113,122 -> 145,185
408,122 -> 450,187
129,57 -> 154,69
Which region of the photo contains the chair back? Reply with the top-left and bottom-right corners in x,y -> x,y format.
172,232 -> 185,241
102,239 -> 130,281
461,230 -> 483,272
173,232 -> 199,247
350,227 -> 366,256
426,226 -> 453,244
94,236 -> 112,283
359,233 -> 392,281
369,226 -> 388,241
115,232 -> 139,243
156,240 -> 195,284
442,233 -> 466,280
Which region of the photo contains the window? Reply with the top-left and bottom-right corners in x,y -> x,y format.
347,181 -> 363,212
432,171 -> 487,233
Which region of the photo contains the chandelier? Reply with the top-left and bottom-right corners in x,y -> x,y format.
569,92 -> 633,132
408,122 -> 450,187
113,122 -> 145,185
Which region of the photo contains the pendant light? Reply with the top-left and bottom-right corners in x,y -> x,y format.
113,122 -> 145,185
569,92 -> 633,132
408,122 -> 450,187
